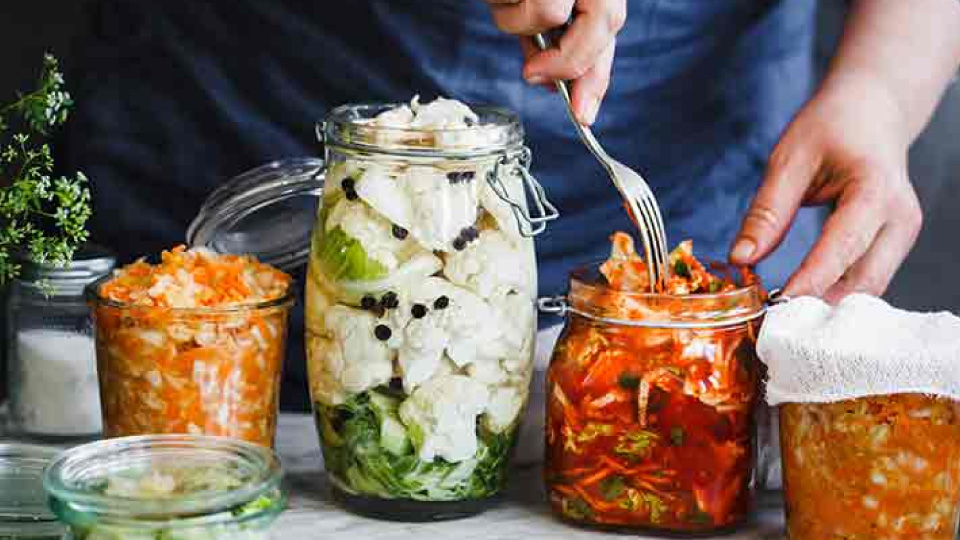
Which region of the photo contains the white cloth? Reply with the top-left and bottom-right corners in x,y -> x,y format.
757,293 -> 960,406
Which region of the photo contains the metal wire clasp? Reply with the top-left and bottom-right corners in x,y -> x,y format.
487,148 -> 559,237
537,295 -> 569,316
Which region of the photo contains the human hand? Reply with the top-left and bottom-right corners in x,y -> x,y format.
485,0 -> 626,125
729,73 -> 923,303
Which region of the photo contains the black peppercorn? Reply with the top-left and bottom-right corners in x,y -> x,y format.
433,296 -> 450,310
411,304 -> 428,319
374,324 -> 392,341
341,177 -> 356,191
461,171 -> 476,181
392,224 -> 409,240
360,295 -> 377,310
453,237 -> 467,251
462,226 -> 479,241
344,188 -> 359,201
381,291 -> 399,309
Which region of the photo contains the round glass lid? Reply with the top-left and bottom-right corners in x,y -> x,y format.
186,158 -> 324,272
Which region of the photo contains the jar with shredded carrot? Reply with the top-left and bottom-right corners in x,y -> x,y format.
780,394 -> 960,540
86,246 -> 294,447
542,233 -> 764,533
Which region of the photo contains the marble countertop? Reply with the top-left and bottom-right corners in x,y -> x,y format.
274,414 -> 788,540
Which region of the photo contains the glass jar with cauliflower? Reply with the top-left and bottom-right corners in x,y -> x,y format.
307,97 -> 554,519
780,394 -> 960,540
543,232 -> 764,533
87,246 -> 294,447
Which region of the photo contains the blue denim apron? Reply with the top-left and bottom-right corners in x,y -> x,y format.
61,0 -> 821,410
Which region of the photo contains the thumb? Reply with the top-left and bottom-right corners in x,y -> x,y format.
730,144 -> 820,265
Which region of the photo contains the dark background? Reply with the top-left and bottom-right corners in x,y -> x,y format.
1,1 -> 958,312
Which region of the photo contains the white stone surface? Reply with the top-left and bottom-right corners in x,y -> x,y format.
273,414 -> 788,540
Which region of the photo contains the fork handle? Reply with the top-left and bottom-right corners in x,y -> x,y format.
532,34 -> 576,112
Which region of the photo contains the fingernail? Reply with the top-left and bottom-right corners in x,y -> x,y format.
582,97 -> 600,125
730,239 -> 756,262
526,74 -> 546,85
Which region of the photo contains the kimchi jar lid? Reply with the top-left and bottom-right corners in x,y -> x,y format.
186,158 -> 324,273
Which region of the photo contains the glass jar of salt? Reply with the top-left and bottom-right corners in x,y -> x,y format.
3,245 -> 115,441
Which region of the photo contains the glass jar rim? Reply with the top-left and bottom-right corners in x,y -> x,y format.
84,274 -> 297,315
43,435 -> 284,526
562,260 -> 766,328
321,102 -> 525,157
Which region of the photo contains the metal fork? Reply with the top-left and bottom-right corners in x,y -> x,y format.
534,34 -> 670,290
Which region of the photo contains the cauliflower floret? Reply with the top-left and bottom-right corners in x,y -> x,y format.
398,374 -> 489,462
443,229 -> 534,299
373,104 -> 415,128
489,292 -> 535,374
400,166 -> 479,251
325,159 -> 364,202
305,272 -> 334,335
308,305 -> 393,405
306,335 -> 347,406
397,314 -> 450,393
324,198 -> 413,270
409,97 -> 478,129
480,167 -> 526,241
355,164 -> 414,229
483,385 -> 525,434
466,359 -> 509,386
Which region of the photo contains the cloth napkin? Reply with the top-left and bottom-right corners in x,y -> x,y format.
757,293 -> 960,405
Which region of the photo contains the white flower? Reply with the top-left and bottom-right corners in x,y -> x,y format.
400,166 -> 479,251
324,198 -> 412,270
398,374 -> 489,462
444,229 -> 534,299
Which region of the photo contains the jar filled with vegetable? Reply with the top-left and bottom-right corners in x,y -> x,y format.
541,233 -> 764,533
4,245 -> 115,441
43,434 -> 285,540
306,97 -> 557,520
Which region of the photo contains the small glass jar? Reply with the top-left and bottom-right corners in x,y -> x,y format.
4,245 -> 115,440
780,394 -> 960,540
43,434 -> 286,540
0,443 -> 66,540
305,103 -> 556,521
86,278 -> 295,448
540,263 -> 764,534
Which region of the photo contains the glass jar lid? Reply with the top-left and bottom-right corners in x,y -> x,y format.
321,102 -> 525,157
540,261 -> 766,329
186,158 -> 324,272
0,443 -> 65,539
16,244 -> 116,291
43,435 -> 284,526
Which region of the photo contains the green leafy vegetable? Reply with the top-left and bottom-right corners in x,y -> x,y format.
598,475 -> 626,501
614,430 -> 659,460
673,260 -> 691,279
0,53 -> 91,285
562,497 -> 593,520
617,372 -> 640,390
670,426 -> 685,447
575,422 -> 614,443
315,390 -> 515,501
313,226 -> 388,282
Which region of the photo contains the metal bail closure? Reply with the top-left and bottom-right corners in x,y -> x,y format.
537,295 -> 569,317
488,148 -> 559,237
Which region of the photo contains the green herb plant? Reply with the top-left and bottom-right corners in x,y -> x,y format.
0,53 -> 91,285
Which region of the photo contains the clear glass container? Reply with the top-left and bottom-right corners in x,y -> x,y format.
305,103 -> 556,521
86,279 -> 294,447
540,263 -> 764,534
43,434 -> 285,540
0,443 -> 65,539
780,394 -> 960,540
4,245 -> 115,441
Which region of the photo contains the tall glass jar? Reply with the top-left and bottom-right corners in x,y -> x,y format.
305,103 -> 556,520
4,245 -> 115,441
540,263 -> 764,534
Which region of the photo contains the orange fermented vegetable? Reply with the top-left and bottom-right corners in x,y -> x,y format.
545,232 -> 762,532
781,394 -> 960,540
89,246 -> 293,447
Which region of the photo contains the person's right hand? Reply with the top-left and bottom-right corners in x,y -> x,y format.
485,0 -> 626,126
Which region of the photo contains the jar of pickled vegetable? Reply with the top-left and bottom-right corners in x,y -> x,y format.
305,97 -> 557,520
780,395 -> 960,540
43,434 -> 285,540
541,244 -> 764,533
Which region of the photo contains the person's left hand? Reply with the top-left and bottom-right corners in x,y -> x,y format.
729,73 -> 923,303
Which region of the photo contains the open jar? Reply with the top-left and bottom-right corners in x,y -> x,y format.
304,102 -> 556,520
540,263 -> 764,533
43,434 -> 285,540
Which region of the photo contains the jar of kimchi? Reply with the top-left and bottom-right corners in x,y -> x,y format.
541,247 -> 764,533
780,395 -> 960,540
306,97 -> 557,521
